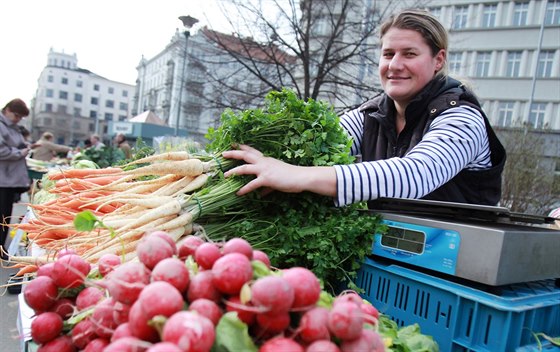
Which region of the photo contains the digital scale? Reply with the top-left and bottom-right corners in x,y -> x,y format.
365,198 -> 560,286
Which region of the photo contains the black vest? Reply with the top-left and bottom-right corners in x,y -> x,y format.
359,77 -> 506,205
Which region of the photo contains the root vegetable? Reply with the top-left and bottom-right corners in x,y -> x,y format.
211,252 -> 253,296
188,298 -> 223,326
222,237 -> 253,259
177,235 -> 204,260
136,233 -> 176,270
162,311 -> 216,352
76,286 -> 105,310
307,340 -> 341,352
37,335 -> 75,352
106,261 -> 151,305
282,267 -> 321,308
327,301 -> 364,341
23,275 -> 59,312
251,276 -> 294,314
298,306 -> 331,343
31,312 -> 63,344
51,253 -> 91,289
259,337 -> 304,352
151,257 -> 190,293
187,270 -> 222,303
137,281 -> 184,320
194,242 -> 222,270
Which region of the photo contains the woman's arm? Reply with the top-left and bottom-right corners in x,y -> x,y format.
223,145 -> 337,197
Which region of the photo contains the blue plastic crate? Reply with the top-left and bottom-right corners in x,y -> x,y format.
356,257 -> 560,352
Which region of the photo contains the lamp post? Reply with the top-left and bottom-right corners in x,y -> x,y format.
174,15 -> 199,136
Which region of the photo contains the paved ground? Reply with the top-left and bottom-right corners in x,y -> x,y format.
1,194 -> 31,352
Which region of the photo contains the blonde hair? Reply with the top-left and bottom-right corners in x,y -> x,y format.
41,132 -> 54,140
380,9 -> 449,76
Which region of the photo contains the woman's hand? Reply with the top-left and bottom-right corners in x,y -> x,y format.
222,144 -> 337,197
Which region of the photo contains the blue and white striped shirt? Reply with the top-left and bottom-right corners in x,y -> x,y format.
334,105 -> 492,206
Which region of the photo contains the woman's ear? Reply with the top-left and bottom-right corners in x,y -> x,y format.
435,49 -> 446,72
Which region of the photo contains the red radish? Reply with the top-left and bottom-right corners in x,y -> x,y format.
83,337 -> 110,352
333,291 -> 363,307
90,298 -> 118,339
103,336 -> 148,352
137,281 -> 184,319
340,329 -> 385,352
256,310 -> 291,334
37,335 -> 75,352
251,276 -> 294,314
252,250 -> 271,267
106,261 -> 150,305
259,337 -> 304,352
113,301 -> 131,325
51,253 -> 91,289
76,286 -> 105,310
71,318 -> 97,349
23,275 -> 58,312
56,248 -> 77,258
31,312 -> 63,344
97,253 -> 121,277
298,306 -> 331,343
147,230 -> 177,254
177,235 -> 204,260
49,298 -> 74,319
151,257 -> 190,293
195,242 -> 222,270
211,252 -> 253,295
147,342 -> 183,352
282,267 -> 321,308
111,322 -> 133,341
361,302 -> 379,324
222,237 -> 253,259
187,270 -> 222,303
36,262 -> 55,277
162,311 -> 215,352
306,340 -> 341,352
189,298 -> 223,326
136,233 -> 175,270
127,300 -> 159,342
327,301 -> 364,341
225,296 -> 256,325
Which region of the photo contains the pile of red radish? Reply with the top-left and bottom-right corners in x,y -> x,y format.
22,230 -> 385,351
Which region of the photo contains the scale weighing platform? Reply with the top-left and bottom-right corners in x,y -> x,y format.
365,198 -> 560,286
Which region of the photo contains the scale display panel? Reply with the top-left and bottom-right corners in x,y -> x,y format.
372,219 -> 461,275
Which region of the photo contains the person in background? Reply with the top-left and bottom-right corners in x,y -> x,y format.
223,9 -> 506,207
83,138 -> 92,150
0,98 -> 31,259
90,134 -> 105,150
32,131 -> 72,161
114,133 -> 132,159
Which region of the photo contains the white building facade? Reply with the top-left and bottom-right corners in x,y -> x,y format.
30,49 -> 136,145
428,0 -> 560,130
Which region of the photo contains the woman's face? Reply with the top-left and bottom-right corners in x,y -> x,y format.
4,108 -> 24,124
379,27 -> 445,108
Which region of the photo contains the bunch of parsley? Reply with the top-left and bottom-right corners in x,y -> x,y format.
205,88 -> 382,292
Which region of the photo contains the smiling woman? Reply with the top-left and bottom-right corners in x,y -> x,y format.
0,98 -> 31,259
223,9 -> 507,208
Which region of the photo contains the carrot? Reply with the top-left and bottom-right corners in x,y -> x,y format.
123,159 -> 207,178
48,167 -> 124,180
15,265 -> 39,277
123,151 -> 192,167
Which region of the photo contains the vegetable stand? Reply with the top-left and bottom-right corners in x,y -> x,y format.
355,199 -> 560,351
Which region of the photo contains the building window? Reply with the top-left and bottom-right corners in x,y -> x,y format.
94,84 -> 100,91
537,50 -> 555,77
108,87 -> 114,94
77,80 -> 83,88
46,89 -> 54,98
74,108 -> 81,117
529,103 -> 547,128
104,113 -> 114,121
448,52 -> 463,73
47,75 -> 54,83
506,51 -> 522,77
74,93 -> 83,102
513,2 -> 529,26
44,117 -> 53,126
475,52 -> 492,77
90,111 -> 97,118
118,115 -> 127,121
105,100 -> 115,108
498,102 -> 515,127
58,105 -> 67,114
119,102 -> 128,111
452,6 -> 469,29
59,91 -> 68,99
545,0 -> 560,25
91,97 -> 99,105
122,90 -> 128,97
45,103 -> 53,112
482,4 -> 497,28
429,7 -> 442,22
73,121 -> 81,129
61,77 -> 68,85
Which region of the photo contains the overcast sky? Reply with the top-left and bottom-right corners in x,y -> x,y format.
0,0 -> 229,107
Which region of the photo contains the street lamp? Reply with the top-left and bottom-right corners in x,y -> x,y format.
174,15 -> 199,136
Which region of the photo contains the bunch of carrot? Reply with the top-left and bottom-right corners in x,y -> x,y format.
4,151 -> 244,276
